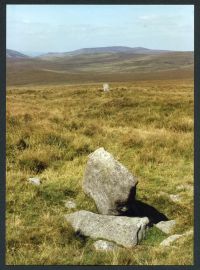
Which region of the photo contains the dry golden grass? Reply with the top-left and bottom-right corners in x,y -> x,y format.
6,79 -> 193,265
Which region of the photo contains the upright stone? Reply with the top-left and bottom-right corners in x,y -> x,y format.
83,147 -> 138,215
103,83 -> 109,92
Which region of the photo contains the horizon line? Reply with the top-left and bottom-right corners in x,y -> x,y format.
6,45 -> 194,55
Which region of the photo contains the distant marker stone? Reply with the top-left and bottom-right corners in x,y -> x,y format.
103,83 -> 109,92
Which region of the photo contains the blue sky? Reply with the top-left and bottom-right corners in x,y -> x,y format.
7,5 -> 194,54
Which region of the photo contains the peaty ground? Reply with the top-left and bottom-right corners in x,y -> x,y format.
6,79 -> 193,265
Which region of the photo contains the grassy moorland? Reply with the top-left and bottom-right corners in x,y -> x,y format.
6,50 -> 193,86
6,79 -> 193,265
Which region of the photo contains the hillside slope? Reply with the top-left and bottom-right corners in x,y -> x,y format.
6,49 -> 29,59
6,48 -> 194,86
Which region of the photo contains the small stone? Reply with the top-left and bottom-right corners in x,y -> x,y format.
28,177 -> 41,185
160,228 -> 193,247
155,220 -> 176,234
169,194 -> 181,203
65,210 -> 149,248
93,240 -> 116,251
160,234 -> 182,246
64,200 -> 76,209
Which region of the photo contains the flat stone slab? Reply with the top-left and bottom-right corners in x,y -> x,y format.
65,210 -> 149,248
155,220 -> 176,234
93,240 -> 117,251
83,147 -> 138,215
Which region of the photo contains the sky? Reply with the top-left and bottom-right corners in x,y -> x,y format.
7,5 -> 194,54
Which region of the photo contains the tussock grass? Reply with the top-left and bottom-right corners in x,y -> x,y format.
6,79 -> 193,265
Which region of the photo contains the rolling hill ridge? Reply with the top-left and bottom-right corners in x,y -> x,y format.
6,47 -> 194,86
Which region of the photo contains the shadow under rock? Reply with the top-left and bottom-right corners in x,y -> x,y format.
116,187 -> 168,226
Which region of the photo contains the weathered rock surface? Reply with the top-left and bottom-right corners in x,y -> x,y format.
160,234 -> 182,246
93,240 -> 117,251
28,177 -> 41,185
65,210 -> 149,248
83,147 -> 138,215
155,220 -> 176,234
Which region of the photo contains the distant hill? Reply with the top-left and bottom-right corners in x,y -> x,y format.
6,49 -> 29,59
38,46 -> 171,60
6,46 -> 194,86
66,46 -> 170,55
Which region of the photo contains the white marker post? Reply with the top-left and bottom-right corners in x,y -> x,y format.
103,83 -> 109,92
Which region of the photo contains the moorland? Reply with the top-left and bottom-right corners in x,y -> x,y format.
6,46 -> 194,265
